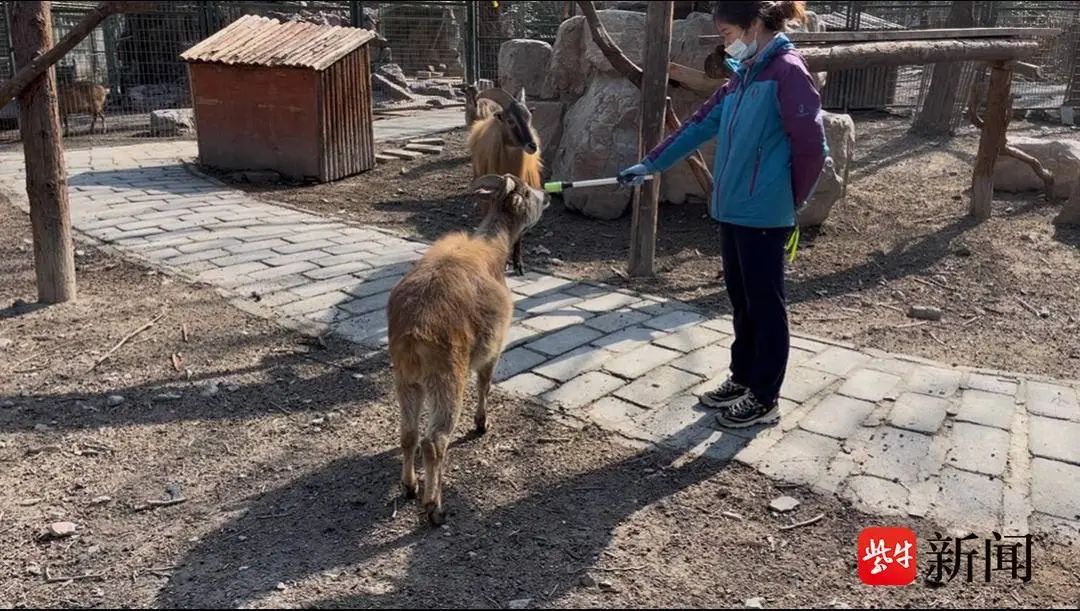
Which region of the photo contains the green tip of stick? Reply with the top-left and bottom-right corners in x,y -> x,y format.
543,182 -> 563,194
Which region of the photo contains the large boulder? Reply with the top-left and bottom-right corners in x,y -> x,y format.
1054,181 -> 1080,226
529,101 -> 565,179
542,16 -> 589,100
993,137 -> 1079,199
375,63 -> 409,90
553,75 -> 642,219
149,108 -> 195,136
798,112 -> 856,227
498,39 -> 552,99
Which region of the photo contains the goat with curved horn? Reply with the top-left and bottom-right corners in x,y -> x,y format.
465,86 -> 544,275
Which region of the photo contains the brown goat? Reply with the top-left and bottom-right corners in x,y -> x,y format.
387,173 -> 549,526
465,87 -> 543,276
56,81 -> 107,136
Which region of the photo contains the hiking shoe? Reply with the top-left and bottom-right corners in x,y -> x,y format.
698,376 -> 749,409
716,392 -> 780,428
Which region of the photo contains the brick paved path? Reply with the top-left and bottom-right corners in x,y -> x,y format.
2,140 -> 1078,540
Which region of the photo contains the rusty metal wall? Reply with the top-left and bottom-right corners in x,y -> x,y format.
189,63 -> 321,179
319,44 -> 375,181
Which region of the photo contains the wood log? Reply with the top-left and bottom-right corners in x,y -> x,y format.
0,2 -> 156,109
967,66 -> 1055,200
798,39 -> 1040,73
577,0 -> 713,195
911,1 -> 975,135
629,1 -> 672,278
970,62 -> 1013,220
668,62 -> 725,95
13,1 -> 76,303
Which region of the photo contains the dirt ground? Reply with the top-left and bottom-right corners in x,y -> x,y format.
1,156 -> 1079,608
220,113 -> 1080,381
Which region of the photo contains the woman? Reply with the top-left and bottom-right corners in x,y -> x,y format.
618,0 -> 826,428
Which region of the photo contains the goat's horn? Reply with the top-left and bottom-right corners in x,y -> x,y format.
476,87 -> 516,109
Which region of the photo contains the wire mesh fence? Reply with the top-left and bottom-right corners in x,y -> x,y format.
0,1 -> 1076,144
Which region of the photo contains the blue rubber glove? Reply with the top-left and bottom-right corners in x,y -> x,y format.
617,163 -> 649,187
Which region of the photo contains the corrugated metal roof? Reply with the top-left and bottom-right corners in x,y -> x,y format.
180,14 -> 376,71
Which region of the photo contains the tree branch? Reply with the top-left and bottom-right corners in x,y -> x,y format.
576,0 -> 714,195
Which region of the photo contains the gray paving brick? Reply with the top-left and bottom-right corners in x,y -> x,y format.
533,345 -> 614,382
903,365 -> 963,398
841,476 -> 909,517
305,307 -> 354,325
804,346 -> 871,377
211,249 -> 277,267
653,325 -> 726,353
583,309 -> 651,334
587,396 -> 649,430
889,392 -> 949,434
956,389 -> 1016,430
343,274 -> 402,299
282,230 -> 347,244
837,368 -> 902,402
604,344 -> 681,379
779,367 -> 837,403
799,393 -> 876,439
251,290 -> 303,308
945,422 -> 1009,476
788,335 -> 831,353
591,326 -> 667,354
290,275 -> 364,299
1026,381 -> 1080,421
613,366 -> 702,408
526,325 -> 603,357
963,373 -> 1020,396
1031,458 -> 1080,520
498,373 -> 557,397
176,238 -> 243,254
332,309 -> 388,344
366,250 -> 422,268
504,325 -> 545,350
669,344 -> 732,379
265,250 -> 330,267
494,347 -> 548,382
272,239 -> 337,255
224,238 -> 290,254
635,394 -> 723,449
165,248 -> 229,266
511,276 -> 578,297
543,371 -> 626,409
338,291 -> 390,316
643,310 -> 706,333
757,430 -> 841,486
931,466 -> 1003,534
700,317 -> 735,335
141,247 -> 182,261
521,312 -> 588,333
575,292 -> 640,312
277,291 -> 350,317
564,283 -> 608,298
197,261 -> 270,286
859,427 -> 933,485
234,274 -> 310,297
116,218 -> 166,231
516,292 -> 583,314
247,261 -> 318,281
1029,416 -> 1080,465
324,242 -> 374,256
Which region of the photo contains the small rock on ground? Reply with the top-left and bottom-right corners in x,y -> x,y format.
47,521 -> 77,538
769,495 -> 801,513
106,395 -> 125,407
908,305 -> 943,321
508,598 -> 533,609
745,597 -> 766,608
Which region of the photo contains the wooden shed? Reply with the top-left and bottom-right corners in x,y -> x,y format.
181,15 -> 376,182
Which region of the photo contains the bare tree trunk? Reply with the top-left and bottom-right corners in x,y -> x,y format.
911,1 -> 975,135
12,1 -> 76,303
629,1 -> 672,278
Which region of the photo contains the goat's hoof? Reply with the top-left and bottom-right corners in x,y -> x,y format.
474,418 -> 488,435
425,503 -> 446,526
513,264 -> 525,277
401,480 -> 418,500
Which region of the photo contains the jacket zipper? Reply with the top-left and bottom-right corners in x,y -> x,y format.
748,146 -> 763,196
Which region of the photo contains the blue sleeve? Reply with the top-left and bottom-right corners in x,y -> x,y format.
642,79 -> 733,173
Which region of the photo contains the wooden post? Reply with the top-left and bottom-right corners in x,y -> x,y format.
12,1 -> 76,303
629,1 -> 672,277
970,61 -> 1012,220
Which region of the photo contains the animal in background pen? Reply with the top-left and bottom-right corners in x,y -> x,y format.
57,81 -> 107,136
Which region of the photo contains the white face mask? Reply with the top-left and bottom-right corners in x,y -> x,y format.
725,29 -> 758,60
